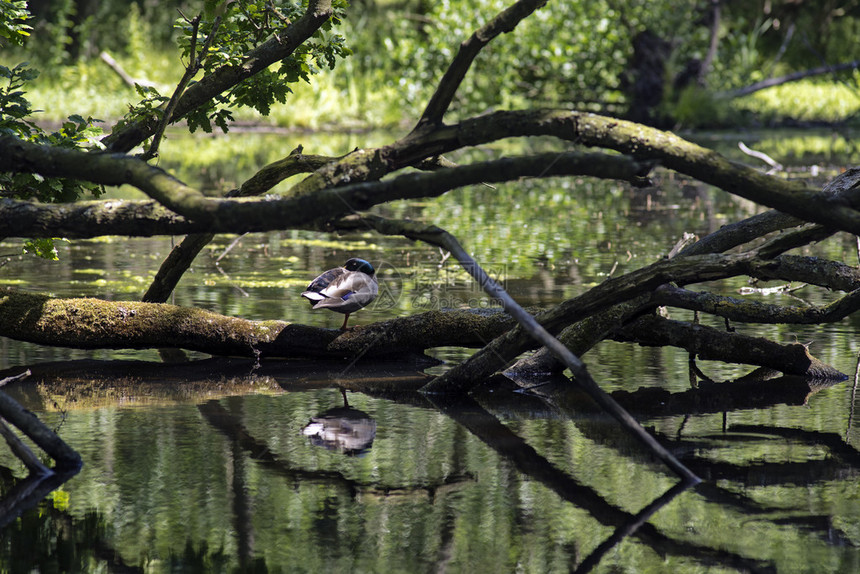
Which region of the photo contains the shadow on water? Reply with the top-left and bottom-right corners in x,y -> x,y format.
1,357 -> 859,572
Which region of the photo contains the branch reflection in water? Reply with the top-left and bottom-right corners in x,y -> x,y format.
1,356 -> 859,571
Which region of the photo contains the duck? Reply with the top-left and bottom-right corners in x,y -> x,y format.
301,258 -> 379,330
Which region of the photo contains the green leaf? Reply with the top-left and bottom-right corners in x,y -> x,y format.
22,238 -> 66,261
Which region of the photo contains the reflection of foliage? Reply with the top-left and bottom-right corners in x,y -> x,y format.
5,383 -> 859,573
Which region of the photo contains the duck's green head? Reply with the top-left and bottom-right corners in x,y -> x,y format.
343,258 -> 375,276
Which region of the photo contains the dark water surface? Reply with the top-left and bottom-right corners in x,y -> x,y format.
2,130 -> 860,572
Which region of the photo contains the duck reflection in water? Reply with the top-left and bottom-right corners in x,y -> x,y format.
302,389 -> 377,456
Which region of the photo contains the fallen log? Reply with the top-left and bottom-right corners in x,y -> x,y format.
0,289 -> 517,359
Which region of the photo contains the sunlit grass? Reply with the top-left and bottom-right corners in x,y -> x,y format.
8,49 -> 408,131
754,131 -> 860,165
732,78 -> 860,124
10,43 -> 860,135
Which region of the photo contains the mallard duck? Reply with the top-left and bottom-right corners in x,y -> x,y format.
301,258 -> 379,330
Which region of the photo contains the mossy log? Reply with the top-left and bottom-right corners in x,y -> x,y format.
0,290 -> 516,359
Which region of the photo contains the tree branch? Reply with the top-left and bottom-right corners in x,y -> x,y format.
333,214 -> 700,482
392,110 -> 860,235
101,0 -> 335,153
416,0 -> 547,127
721,60 -> 860,99
7,110 -> 860,240
143,12 -> 224,161
0,136 -> 216,223
142,147 -> 339,302
654,284 -> 860,325
615,314 -> 845,380
0,143 -> 652,238
423,250 -> 760,390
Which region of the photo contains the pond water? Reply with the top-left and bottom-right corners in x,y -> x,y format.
2,129 -> 860,572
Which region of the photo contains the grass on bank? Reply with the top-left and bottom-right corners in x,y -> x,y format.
733,78 -> 860,124
4,46 -> 860,133
1,49 -> 407,131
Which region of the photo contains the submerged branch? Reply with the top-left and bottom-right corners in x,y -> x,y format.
337,215 -> 700,482
615,315 -> 846,380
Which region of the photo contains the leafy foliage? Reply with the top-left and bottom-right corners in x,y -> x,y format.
0,26 -> 103,259
1,1 -> 352,259
22,237 -> 67,260
174,0 -> 351,133
350,0 -> 703,118
0,62 -> 104,204
0,0 -> 31,47
112,83 -> 170,138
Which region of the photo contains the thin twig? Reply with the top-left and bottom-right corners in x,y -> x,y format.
0,369 -> 30,387
143,13 -> 224,160
738,141 -> 782,174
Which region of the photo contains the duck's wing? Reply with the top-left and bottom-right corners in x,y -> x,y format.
301,268 -> 346,303
321,272 -> 378,302
309,272 -> 378,311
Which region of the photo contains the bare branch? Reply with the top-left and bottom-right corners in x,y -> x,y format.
0,136 -> 215,223
615,315 -> 845,380
143,13 -> 224,161
654,284 -> 860,325
416,0 -> 547,127
143,148 -> 341,302
7,110 -> 860,241
721,60 -> 860,99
